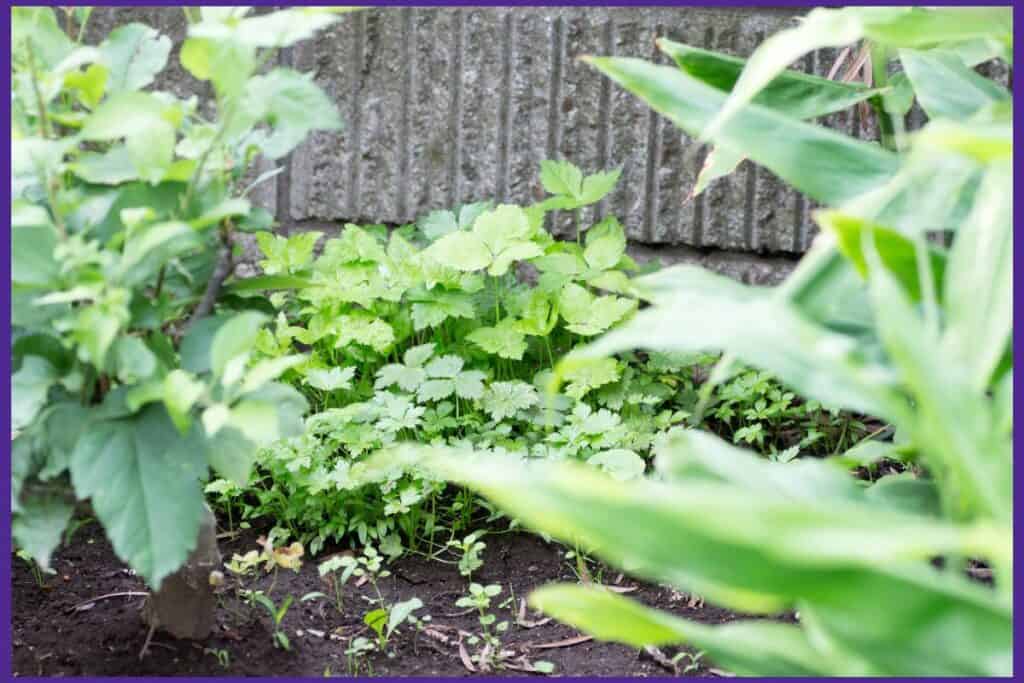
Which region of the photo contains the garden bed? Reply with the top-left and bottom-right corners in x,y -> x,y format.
12,518 -> 773,678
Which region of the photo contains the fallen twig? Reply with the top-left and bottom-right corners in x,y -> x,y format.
528,634 -> 593,650
66,591 -> 149,613
457,635 -> 477,673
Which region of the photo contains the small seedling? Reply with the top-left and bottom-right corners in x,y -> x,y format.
246,591 -> 294,650
448,532 -> 486,579
672,650 -> 705,674
16,549 -> 55,589
204,647 -> 231,669
345,636 -> 376,676
364,597 -> 424,650
456,583 -> 510,669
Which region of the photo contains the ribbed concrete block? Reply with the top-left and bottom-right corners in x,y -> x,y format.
87,7 -> 1013,261
288,7 -> 829,254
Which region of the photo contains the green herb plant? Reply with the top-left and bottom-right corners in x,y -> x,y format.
389,5 -> 1012,676
455,583 -> 511,671
213,160 -> 859,559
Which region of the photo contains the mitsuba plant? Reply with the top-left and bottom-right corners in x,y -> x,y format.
388,6 -> 1013,676
11,6 -> 351,636
218,159 -> 669,553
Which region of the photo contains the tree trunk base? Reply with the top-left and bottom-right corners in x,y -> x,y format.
142,504 -> 221,639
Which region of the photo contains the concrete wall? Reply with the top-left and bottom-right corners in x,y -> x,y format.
90,6 -> 988,284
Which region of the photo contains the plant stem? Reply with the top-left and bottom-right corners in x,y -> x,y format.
26,43 -> 52,139
869,42 -> 898,152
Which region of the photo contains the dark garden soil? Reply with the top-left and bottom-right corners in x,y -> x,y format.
12,520 -> 765,678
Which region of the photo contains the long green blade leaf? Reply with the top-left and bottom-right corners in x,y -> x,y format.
585,56 -> 899,207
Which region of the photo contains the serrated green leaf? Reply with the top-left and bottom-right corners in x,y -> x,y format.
70,405 -> 208,589
468,319 -> 528,360
243,68 -> 342,159
376,364 -> 426,392
403,343 -> 436,368
417,378 -> 456,402
589,449 -> 646,480
539,159 -> 584,199
12,493 -> 74,573
454,370 -> 486,400
100,23 -> 172,94
481,381 -> 539,421
425,355 -> 463,378
210,312 -> 269,381
559,283 -> 635,337
120,221 -> 201,285
12,356 -> 58,432
580,169 -> 621,204
304,366 -> 356,392
583,217 -> 627,271
561,357 -> 620,399
424,232 -> 491,271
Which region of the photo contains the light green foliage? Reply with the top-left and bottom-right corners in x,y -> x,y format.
10,7 -> 342,587
231,156 -> 855,555
407,9 -> 1012,676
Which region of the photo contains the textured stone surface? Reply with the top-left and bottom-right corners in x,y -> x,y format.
83,6 -> 1012,278
288,7 -> 826,254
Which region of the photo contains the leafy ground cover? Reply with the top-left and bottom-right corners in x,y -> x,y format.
205,161 -> 869,558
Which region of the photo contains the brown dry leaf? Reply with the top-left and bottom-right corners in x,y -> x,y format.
458,637 -> 477,672
271,542 -> 305,571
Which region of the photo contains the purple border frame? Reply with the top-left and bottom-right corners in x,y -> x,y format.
2,1 -> 1019,681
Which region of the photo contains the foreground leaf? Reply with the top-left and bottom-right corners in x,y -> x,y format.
70,405 -> 208,588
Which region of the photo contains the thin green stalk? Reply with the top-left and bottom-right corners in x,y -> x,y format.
869,43 -> 898,152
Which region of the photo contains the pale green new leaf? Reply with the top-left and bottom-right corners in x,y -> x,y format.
256,230 -> 322,275
588,449 -> 645,480
530,585 -> 845,676
573,265 -> 903,420
244,69 -> 342,159
539,159 -> 583,199
305,366 -> 356,392
560,357 -> 620,399
190,7 -> 349,48
558,283 -> 635,337
583,217 -> 627,271
12,356 -> 58,432
481,381 -> 539,421
900,48 -> 1010,122
112,336 -> 158,384
940,166 -> 1011,393
210,312 -> 269,381
424,232 -> 491,272
585,56 -> 900,207
163,369 -> 206,434
99,23 -> 172,94
467,319 -> 528,360
865,241 -> 1011,524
